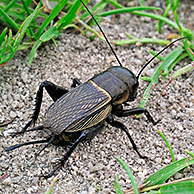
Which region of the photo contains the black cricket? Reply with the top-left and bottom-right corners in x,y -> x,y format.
5,0 -> 184,178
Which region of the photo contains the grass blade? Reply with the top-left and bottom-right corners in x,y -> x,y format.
131,11 -> 178,30
158,130 -> 175,163
20,0 -> 31,15
116,157 -> 139,194
28,40 -> 41,65
163,52 -> 188,74
100,6 -> 161,17
114,175 -> 124,194
139,0 -> 145,6
141,177 -> 194,193
0,35 -> 8,61
114,36 -> 170,46
13,3 -> 41,48
149,50 -> 164,61
157,3 -> 171,33
45,175 -> 60,194
161,179 -> 194,194
80,1 -> 107,21
171,61 -> 194,80
185,151 -> 194,157
0,6 -> 19,30
39,26 -> 60,42
3,0 -> 17,12
172,0 -> 179,11
181,29 -> 194,61
4,10 -> 26,21
161,46 -> 183,76
144,157 -> 194,187
106,0 -> 123,8
57,0 -> 82,30
35,0 -> 68,38
0,28 -> 7,45
174,10 -> 182,30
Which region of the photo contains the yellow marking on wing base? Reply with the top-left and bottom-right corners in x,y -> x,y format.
89,80 -> 112,102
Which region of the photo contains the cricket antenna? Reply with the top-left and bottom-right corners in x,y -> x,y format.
79,0 -> 123,67
136,37 -> 187,80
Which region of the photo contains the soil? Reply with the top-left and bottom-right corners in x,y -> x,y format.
0,0 -> 194,193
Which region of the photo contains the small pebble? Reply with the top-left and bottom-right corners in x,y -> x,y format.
21,72 -> 28,83
3,177 -> 12,186
174,172 -> 183,179
9,111 -> 16,119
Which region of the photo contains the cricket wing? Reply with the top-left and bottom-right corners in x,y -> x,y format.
44,81 -> 112,134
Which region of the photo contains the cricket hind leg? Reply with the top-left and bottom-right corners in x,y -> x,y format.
13,79 -> 77,137
41,130 -> 88,179
35,136 -> 56,159
41,123 -> 104,179
20,78 -> 83,134
20,81 -> 69,133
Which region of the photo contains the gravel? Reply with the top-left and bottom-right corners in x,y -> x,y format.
0,1 -> 194,193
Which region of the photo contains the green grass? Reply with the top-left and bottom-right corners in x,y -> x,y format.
115,155 -> 194,194
158,130 -> 175,163
0,0 -> 160,66
44,174 -> 60,194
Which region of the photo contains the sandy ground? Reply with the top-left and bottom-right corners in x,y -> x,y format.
0,1 -> 194,193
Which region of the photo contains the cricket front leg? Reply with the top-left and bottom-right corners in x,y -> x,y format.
106,115 -> 147,159
113,107 -> 160,125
